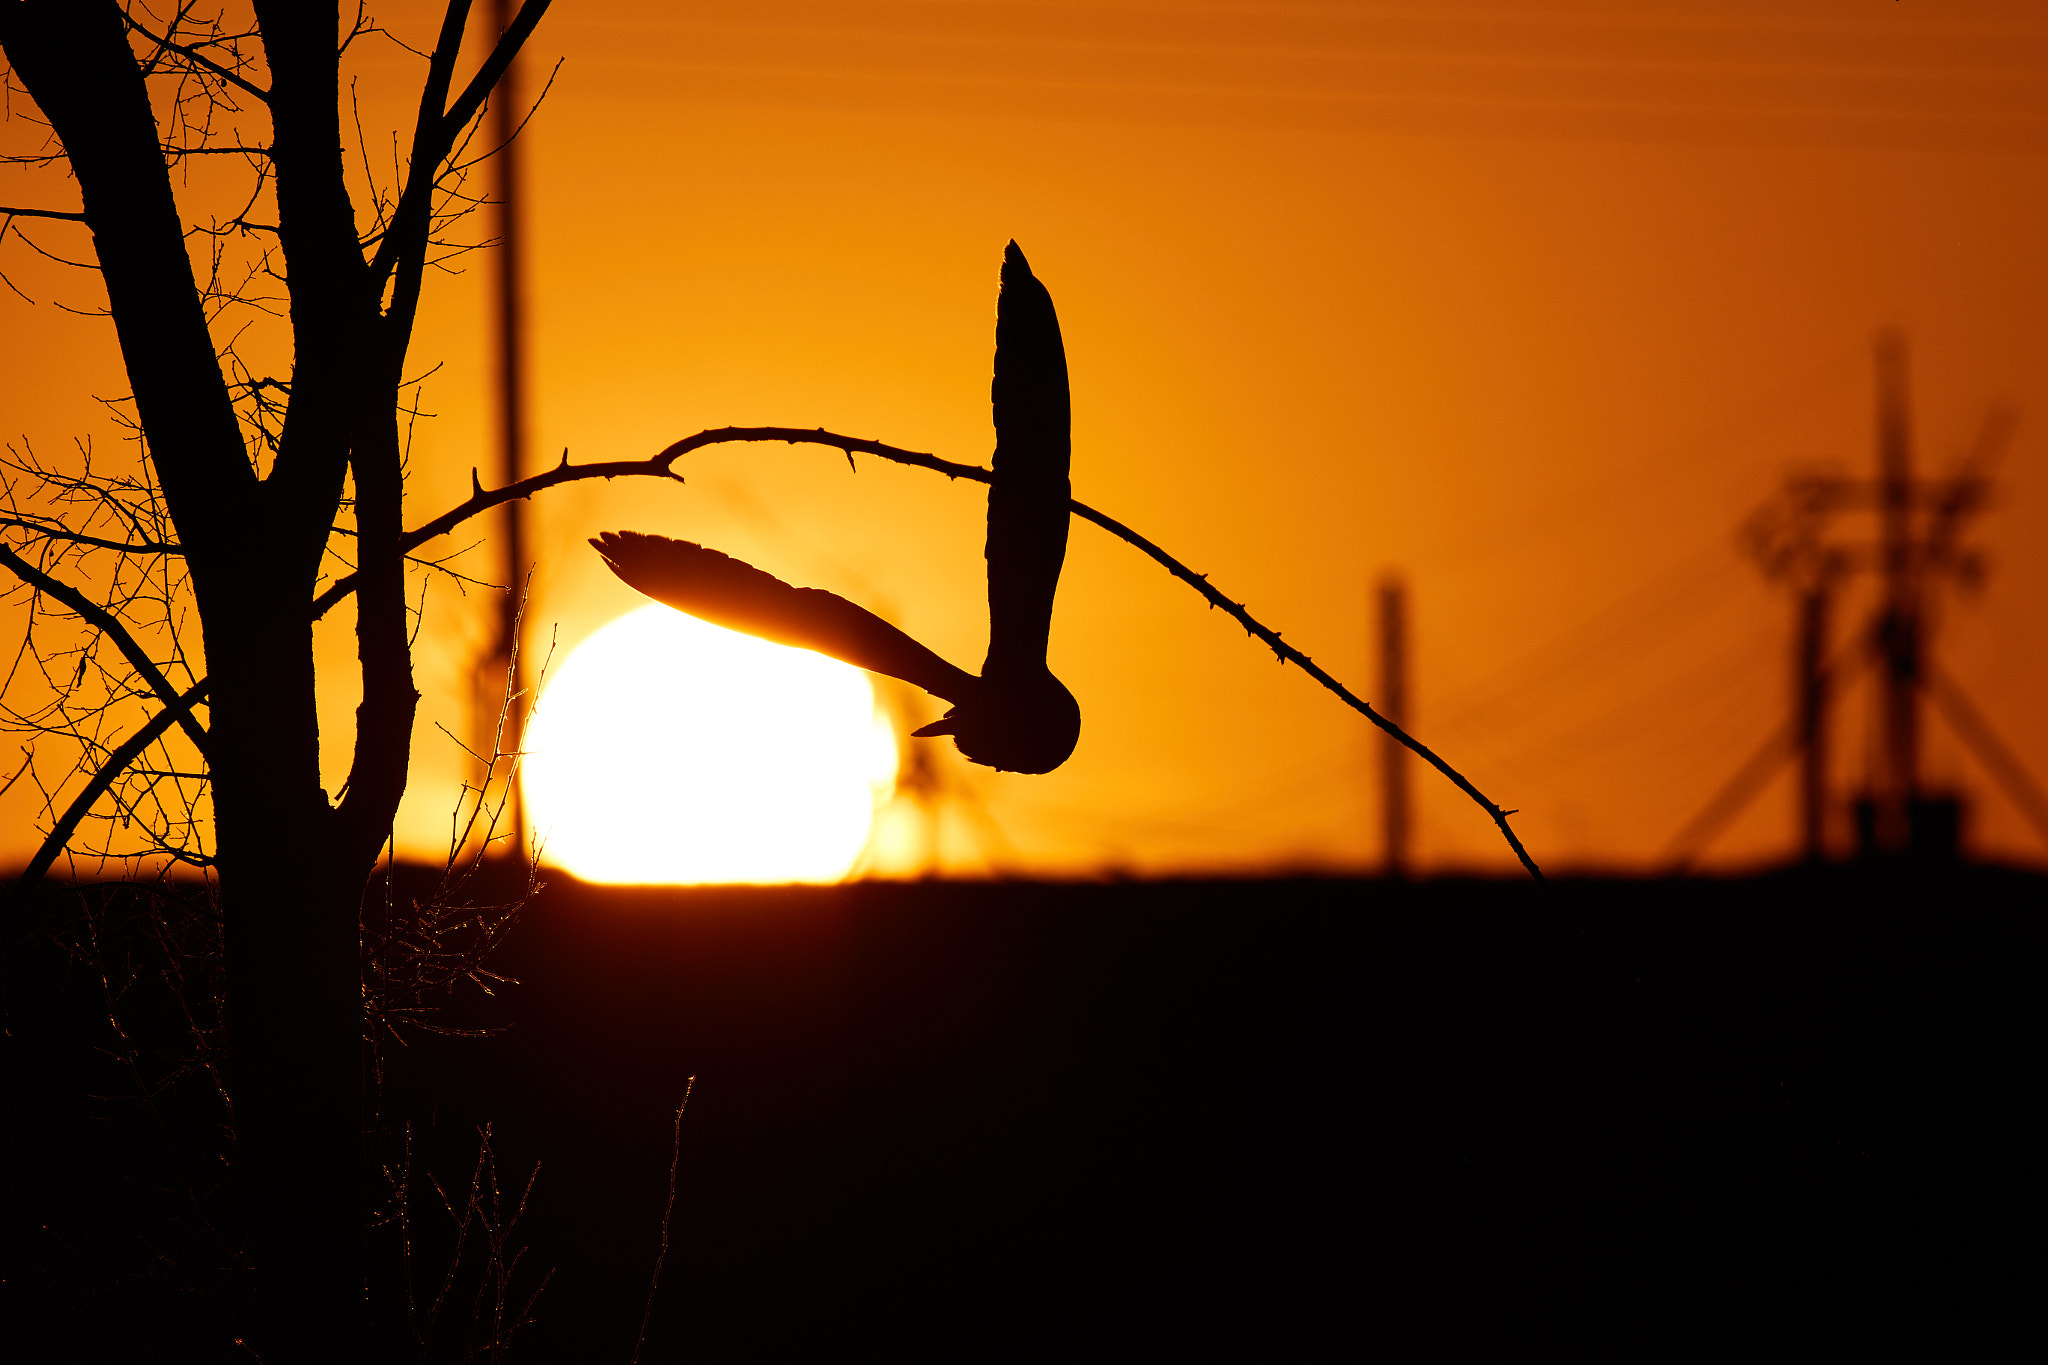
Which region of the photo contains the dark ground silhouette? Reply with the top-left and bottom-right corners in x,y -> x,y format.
11,867 -> 2037,1358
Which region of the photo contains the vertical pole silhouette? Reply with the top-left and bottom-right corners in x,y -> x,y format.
1378,574 -> 1411,878
486,0 -> 529,857
1871,329 -> 1918,856
1795,585 -> 1830,862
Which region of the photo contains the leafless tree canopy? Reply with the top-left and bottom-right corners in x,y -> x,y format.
2,3 -> 1541,1354
1,4 -> 568,1356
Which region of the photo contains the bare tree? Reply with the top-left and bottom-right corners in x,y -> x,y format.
0,3 -> 559,1354
2,1 -> 1540,1354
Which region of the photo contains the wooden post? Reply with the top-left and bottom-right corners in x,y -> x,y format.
1378,575 -> 1411,878
1796,585 -> 1830,861
484,0 -> 529,859
1872,329 -> 1918,856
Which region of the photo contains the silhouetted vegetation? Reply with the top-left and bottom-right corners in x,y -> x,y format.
3,4 -> 1535,1355
16,866 -> 2035,1356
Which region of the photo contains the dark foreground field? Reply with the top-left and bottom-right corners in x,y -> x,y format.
11,868 -> 2041,1358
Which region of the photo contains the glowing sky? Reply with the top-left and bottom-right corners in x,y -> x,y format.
4,1 -> 2046,876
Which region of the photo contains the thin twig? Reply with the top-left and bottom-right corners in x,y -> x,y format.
365,0 -> 553,303
3,680 -> 209,918
120,11 -> 271,103
0,515 -> 180,554
0,544 -> 210,756
632,1077 -> 694,1365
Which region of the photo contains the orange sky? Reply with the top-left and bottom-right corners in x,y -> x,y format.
6,1 -> 2047,877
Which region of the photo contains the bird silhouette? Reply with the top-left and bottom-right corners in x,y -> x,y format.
591,241 -> 1081,774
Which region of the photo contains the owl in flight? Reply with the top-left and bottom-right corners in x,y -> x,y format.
591,242 -> 1081,774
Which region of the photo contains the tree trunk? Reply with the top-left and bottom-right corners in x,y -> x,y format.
207,577 -> 374,1360
221,846 -> 369,1359
1,5 -> 485,1350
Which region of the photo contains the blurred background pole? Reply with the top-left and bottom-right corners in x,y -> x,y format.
1378,574 -> 1411,878
1872,329 -> 1917,856
1795,585 -> 1830,862
485,0 -> 529,862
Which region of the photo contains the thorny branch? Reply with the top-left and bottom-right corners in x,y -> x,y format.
327,426 -> 1544,879
1064,498 -> 1546,882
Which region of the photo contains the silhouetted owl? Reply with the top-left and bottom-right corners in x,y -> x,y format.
592,242 -> 1081,774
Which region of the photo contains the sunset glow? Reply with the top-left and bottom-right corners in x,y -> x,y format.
5,1 -> 2046,878
521,605 -> 898,884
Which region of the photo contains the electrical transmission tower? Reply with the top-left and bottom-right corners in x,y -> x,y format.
1667,330 -> 2048,868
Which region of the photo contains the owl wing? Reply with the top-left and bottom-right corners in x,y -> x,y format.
982,241 -> 1072,678
591,531 -> 979,704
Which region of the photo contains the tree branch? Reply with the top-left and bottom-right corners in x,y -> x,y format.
0,516 -> 180,555
0,0 -> 258,570
255,0 -> 375,547
3,679 -> 210,917
438,0 -> 552,148
1059,498 -> 1546,881
367,0 -> 550,309
0,204 -> 87,222
376,0 -> 474,349
308,426 -> 1544,878
0,543 -> 210,758
121,11 -> 271,103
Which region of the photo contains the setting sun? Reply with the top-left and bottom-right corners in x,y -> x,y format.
522,604 -> 898,884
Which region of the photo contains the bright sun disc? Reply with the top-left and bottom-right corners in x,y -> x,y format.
522,604 -> 897,884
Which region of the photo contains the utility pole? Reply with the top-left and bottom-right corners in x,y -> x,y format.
1378,574 -> 1411,878
482,0 -> 530,859
1869,328 -> 1919,856
1794,585 -> 1830,861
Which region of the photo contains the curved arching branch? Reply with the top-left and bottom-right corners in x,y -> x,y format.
316,426 -> 1543,878
1061,498 -> 1546,882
